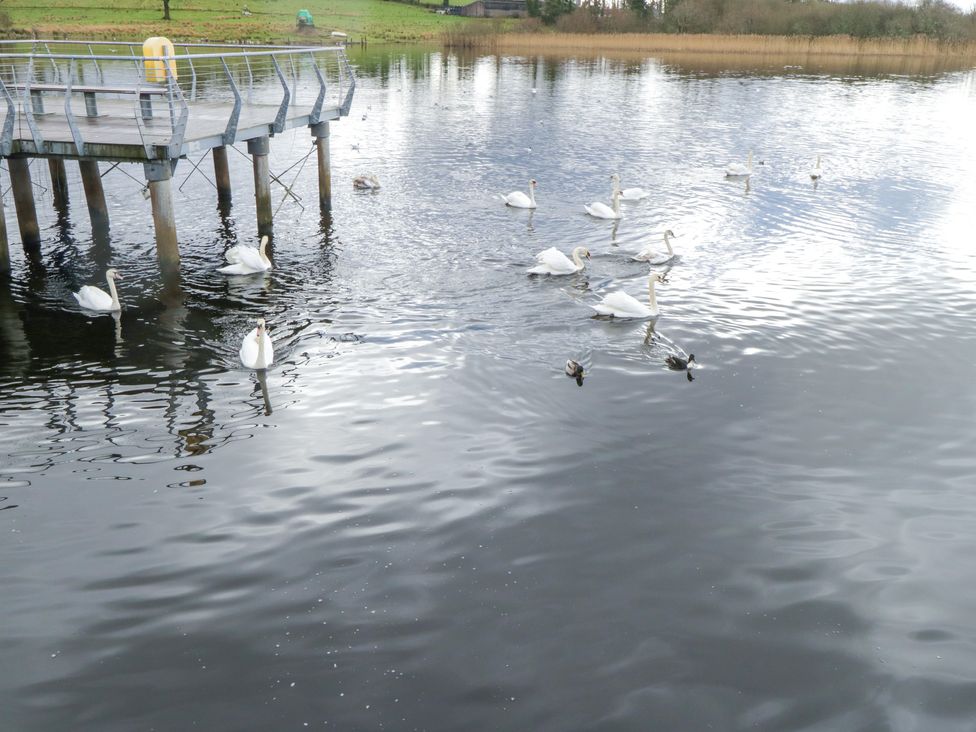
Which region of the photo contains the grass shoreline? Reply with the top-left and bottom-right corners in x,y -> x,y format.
446,31 -> 976,59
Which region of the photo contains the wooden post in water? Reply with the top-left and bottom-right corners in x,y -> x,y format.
0,193 -> 9,275
311,121 -> 332,211
145,161 -> 180,278
248,136 -> 273,237
213,145 -> 232,205
79,160 -> 110,237
8,158 -> 41,247
48,159 -> 70,210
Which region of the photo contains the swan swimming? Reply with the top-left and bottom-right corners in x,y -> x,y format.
725,151 -> 753,178
585,188 -> 622,220
73,268 -> 122,312
809,155 -> 822,180
591,272 -> 667,319
353,174 -> 381,190
240,318 -> 274,370
611,173 -> 650,201
501,179 -> 537,209
527,246 -> 590,275
632,230 -> 677,265
220,236 -> 271,275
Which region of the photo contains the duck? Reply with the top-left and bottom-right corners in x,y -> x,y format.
73,268 -> 122,312
501,179 -> 537,209
809,155 -> 822,180
353,174 -> 380,190
565,359 -> 585,386
220,236 -> 271,275
240,318 -> 274,370
725,151 -> 753,178
611,173 -> 650,201
585,188 -> 622,220
665,353 -> 695,370
591,271 -> 666,319
633,230 -> 676,265
527,246 -> 590,275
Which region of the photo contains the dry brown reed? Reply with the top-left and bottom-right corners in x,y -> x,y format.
460,32 -> 976,59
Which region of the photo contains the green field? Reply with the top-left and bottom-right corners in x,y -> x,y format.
0,0 -> 489,43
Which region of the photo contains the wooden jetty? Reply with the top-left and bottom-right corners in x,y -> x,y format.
0,39 -> 356,278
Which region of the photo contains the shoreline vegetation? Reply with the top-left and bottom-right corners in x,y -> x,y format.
0,0 -> 973,61
442,30 -> 976,59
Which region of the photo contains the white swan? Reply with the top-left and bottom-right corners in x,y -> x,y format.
725,151 -> 753,178
240,318 -> 274,370
353,174 -> 380,190
591,272 -> 666,319
501,179 -> 537,209
585,189 -> 622,220
220,236 -> 271,275
527,246 -> 590,275
611,173 -> 649,201
809,155 -> 822,180
632,230 -> 677,265
73,268 -> 122,312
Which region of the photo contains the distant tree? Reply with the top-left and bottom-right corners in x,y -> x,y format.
628,0 -> 648,14
541,0 -> 576,24
527,0 -> 542,17
163,0 -> 171,20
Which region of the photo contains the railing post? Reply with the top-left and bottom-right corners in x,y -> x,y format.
79,160 -> 110,237
310,121 -> 332,212
247,136 -> 273,237
8,158 -> 41,248
145,161 -> 180,279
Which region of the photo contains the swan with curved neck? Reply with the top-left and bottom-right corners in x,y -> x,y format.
809,155 -> 822,180
527,246 -> 591,275
221,236 -> 271,275
725,151 -> 753,178
240,318 -> 275,370
611,173 -> 650,201
501,179 -> 537,209
585,188 -> 622,220
633,230 -> 676,264
73,268 -> 123,312
591,272 -> 666,319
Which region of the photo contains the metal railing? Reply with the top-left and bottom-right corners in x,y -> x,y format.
0,40 -> 355,160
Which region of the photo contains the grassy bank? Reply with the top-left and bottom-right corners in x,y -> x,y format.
0,0 -> 482,43
445,31 -> 976,58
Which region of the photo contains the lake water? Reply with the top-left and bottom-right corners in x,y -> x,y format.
2,47 -> 976,731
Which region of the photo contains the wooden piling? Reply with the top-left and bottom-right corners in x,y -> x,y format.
145,162 -> 180,278
248,136 -> 273,237
79,160 -> 110,236
311,121 -> 332,211
0,193 -> 9,275
213,145 -> 232,205
8,158 -> 41,247
48,159 -> 70,210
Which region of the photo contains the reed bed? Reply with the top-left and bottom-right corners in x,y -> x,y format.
450,32 -> 976,59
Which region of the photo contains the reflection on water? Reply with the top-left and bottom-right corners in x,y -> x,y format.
2,46 -> 976,732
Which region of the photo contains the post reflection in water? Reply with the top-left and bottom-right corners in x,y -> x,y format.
2,46 -> 976,732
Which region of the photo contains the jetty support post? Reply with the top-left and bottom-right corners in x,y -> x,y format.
8,158 -> 41,249
49,159 -> 70,210
0,192 -> 9,275
79,160 -> 110,237
248,136 -> 273,237
145,161 -> 180,279
213,145 -> 232,206
311,121 -> 332,212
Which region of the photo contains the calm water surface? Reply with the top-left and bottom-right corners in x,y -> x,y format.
2,48 -> 976,731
